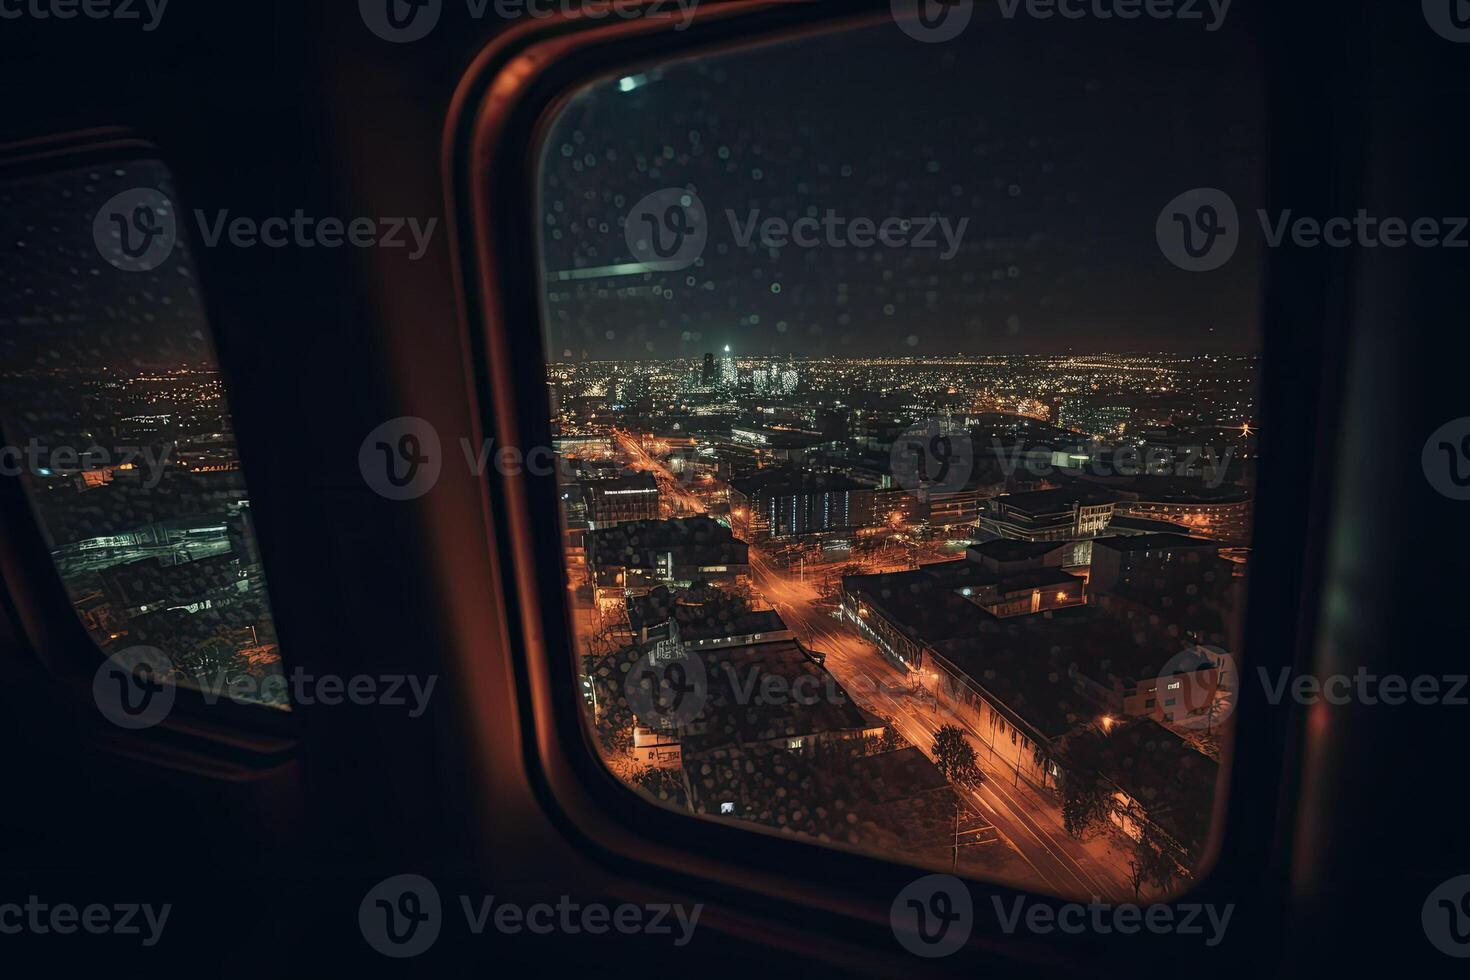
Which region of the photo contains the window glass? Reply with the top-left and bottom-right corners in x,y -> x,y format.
537,14 -> 1261,897
0,159 -> 287,710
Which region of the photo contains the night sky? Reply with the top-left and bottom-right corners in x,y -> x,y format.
0,161 -> 215,375
0,16 -> 1267,374
539,14 -> 1267,361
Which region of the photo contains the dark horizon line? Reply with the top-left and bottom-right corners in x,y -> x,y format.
549,350 -> 1261,365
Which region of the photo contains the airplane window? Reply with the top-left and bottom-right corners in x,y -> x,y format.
0,158 -> 287,711
535,15 -> 1262,897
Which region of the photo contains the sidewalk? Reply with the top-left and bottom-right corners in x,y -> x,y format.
905,691 -> 1135,901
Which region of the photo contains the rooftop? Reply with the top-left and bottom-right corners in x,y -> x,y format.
729,467 -> 871,498
1092,533 -> 1221,554
627,585 -> 787,642
587,473 -> 658,494
1068,717 -> 1219,856
843,568 -> 997,642
585,516 -> 746,567
681,640 -> 880,753
990,487 -> 1116,517
930,635 -> 1096,741
966,539 -> 1069,564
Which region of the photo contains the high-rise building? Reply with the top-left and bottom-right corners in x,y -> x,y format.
728,469 -> 866,539
720,345 -> 737,387
701,352 -> 716,384
1059,398 -> 1131,439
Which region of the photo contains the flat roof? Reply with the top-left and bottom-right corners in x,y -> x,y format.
588,473 -> 658,493
967,539 -> 1069,564
991,487 -> 1115,516
627,585 -> 787,640
1092,533 -> 1220,554
681,640 -> 878,753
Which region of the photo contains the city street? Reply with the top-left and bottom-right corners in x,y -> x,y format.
751,549 -> 1131,902
611,429 -> 1132,900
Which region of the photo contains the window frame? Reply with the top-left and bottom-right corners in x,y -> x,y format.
0,132 -> 298,763
444,0 -> 1344,966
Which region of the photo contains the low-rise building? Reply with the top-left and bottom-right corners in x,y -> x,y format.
728,468 -> 869,540
585,516 -> 749,597
1061,717 -> 1219,865
1105,479 -> 1253,544
627,585 -> 795,651
585,473 -> 660,528
977,487 -> 1117,565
